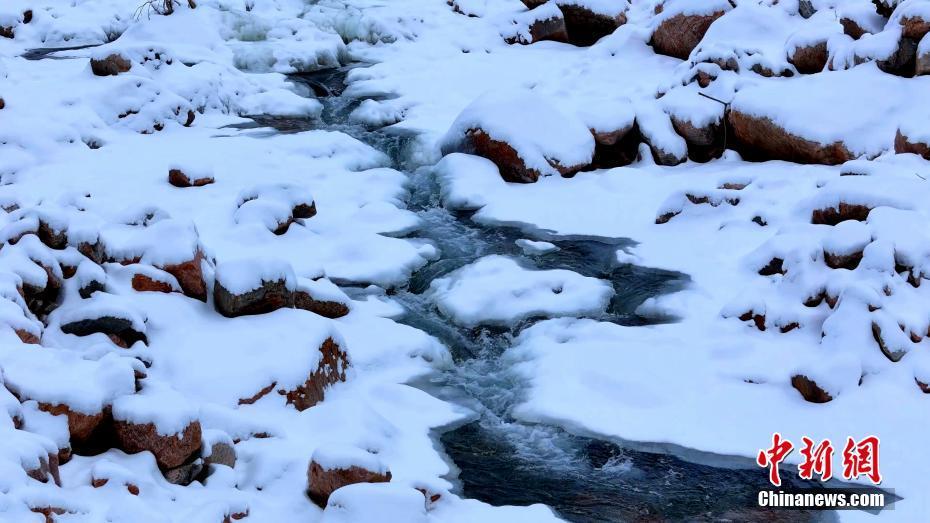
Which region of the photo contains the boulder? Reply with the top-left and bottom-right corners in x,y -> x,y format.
557,1 -> 626,46
728,110 -> 854,165
788,41 -> 828,74
159,248 -> 207,301
591,122 -> 640,168
90,54 -> 132,76
131,271 -> 177,293
651,3 -> 729,59
791,374 -> 833,403
37,403 -> 107,448
214,278 -> 293,318
810,203 -> 873,225
293,278 -> 350,319
25,452 -> 61,486
504,3 -> 569,45
441,89 -> 595,183
113,419 -> 202,469
307,446 -> 392,507
895,128 -> 930,159
872,0 -> 897,18
60,315 -> 147,347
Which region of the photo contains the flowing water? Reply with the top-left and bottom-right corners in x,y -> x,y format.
247,67 -> 838,522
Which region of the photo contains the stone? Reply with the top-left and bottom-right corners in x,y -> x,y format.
25,453 -> 62,486
823,249 -> 863,270
307,459 -> 391,508
894,128 -> 930,159
651,9 -> 727,60
90,54 -> 132,76
37,403 -> 106,447
168,168 -> 214,188
160,248 -> 207,301
559,3 -> 626,46
876,36 -> 918,77
282,338 -> 349,410
670,115 -> 725,162
810,203 -> 873,225
841,17 -> 870,40
728,110 -> 854,165
213,277 -> 294,318
791,375 -> 833,403
505,5 -> 569,45
872,322 -> 908,362
591,123 -> 641,168
113,419 -> 202,469
293,290 -> 350,319
788,41 -> 828,74
60,315 -> 148,347
131,273 -> 175,293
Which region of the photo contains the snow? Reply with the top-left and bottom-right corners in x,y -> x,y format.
312,444 -> 389,474
428,255 -> 614,327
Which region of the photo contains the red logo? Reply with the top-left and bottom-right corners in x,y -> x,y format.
758,435 -> 881,486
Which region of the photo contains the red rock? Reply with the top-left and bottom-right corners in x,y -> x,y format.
901,14 -> 930,41
789,41 -> 828,74
738,310 -> 767,331
872,0 -> 896,17
213,277 -> 294,318
728,109 -> 854,165
0,26 -> 13,39
757,257 -> 785,276
238,381 -> 276,405
810,203 -> 873,225
37,403 -> 106,447
670,115 -> 724,162
37,220 -> 68,250
22,262 -> 62,318
113,419 -> 202,469
559,3 -> 626,46
307,460 -> 391,508
15,328 -> 40,344
841,17 -> 870,40
282,337 -> 349,410
918,45 -> 930,75
25,453 -> 61,487
90,54 -> 132,76
505,6 -> 569,45
131,273 -> 175,293
894,128 -> 930,159
160,248 -> 207,301
651,9 -> 727,60
823,249 -> 864,270
293,290 -> 350,319
791,374 -> 833,403
463,129 -> 542,183
22,10 -> 32,24
30,506 -> 67,523
591,123 -> 640,168
168,168 -> 214,188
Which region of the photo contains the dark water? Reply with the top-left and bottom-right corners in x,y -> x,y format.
253,67 -> 848,522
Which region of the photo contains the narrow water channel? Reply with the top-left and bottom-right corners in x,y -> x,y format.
277,68 -> 839,522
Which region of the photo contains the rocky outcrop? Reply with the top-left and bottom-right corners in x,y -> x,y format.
728,110 -> 854,165
90,54 -> 132,77
791,374 -> 833,403
113,419 -> 202,469
214,277 -> 294,318
651,9 -> 727,60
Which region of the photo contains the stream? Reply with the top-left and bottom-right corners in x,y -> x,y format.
277,68 -> 839,523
